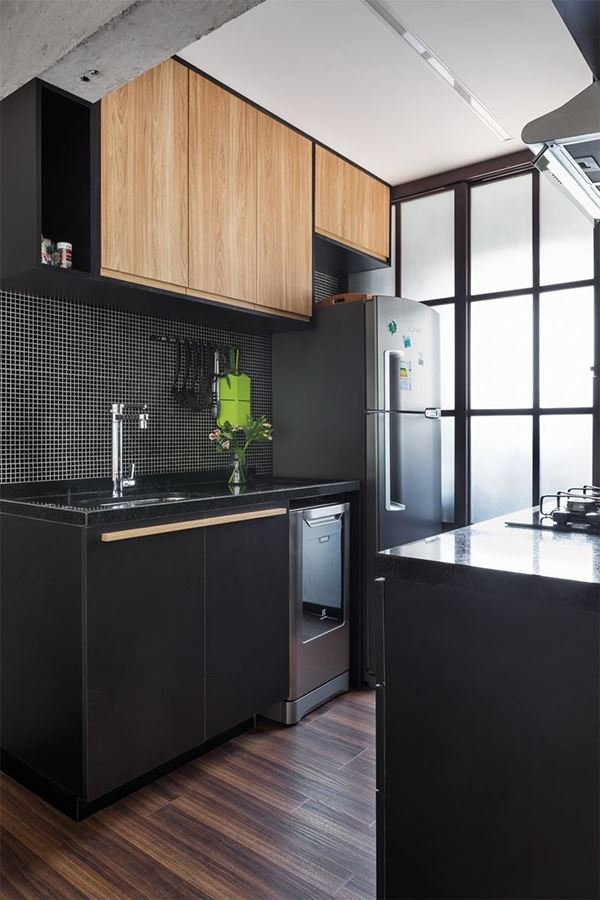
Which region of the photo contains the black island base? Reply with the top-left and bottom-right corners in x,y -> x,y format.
374,510 -> 600,900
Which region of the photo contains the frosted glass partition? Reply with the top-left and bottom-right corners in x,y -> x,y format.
470,416 -> 532,523
540,287 -> 594,408
470,295 -> 533,409
470,175 -> 532,294
540,175 -> 594,285
441,416 -> 454,522
431,303 -> 455,410
540,415 -> 593,497
401,191 -> 454,301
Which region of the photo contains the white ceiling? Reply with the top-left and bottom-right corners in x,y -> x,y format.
179,0 -> 591,185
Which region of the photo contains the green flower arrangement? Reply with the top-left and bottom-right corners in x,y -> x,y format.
209,415 -> 273,483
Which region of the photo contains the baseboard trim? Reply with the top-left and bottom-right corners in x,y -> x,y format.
1,718 -> 253,821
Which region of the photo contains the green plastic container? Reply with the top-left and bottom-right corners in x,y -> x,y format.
218,349 -> 251,428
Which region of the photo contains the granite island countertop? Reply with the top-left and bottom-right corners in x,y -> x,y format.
379,507 -> 600,587
0,473 -> 359,526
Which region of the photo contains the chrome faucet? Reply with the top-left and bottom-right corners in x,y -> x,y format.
111,402 -> 149,498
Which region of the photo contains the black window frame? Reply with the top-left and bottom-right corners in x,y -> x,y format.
394,159 -> 600,527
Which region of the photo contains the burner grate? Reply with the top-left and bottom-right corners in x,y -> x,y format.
540,486 -> 600,532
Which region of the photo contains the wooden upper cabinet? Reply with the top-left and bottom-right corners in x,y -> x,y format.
188,74 -> 257,305
315,146 -> 390,262
257,114 -> 313,318
101,59 -> 188,291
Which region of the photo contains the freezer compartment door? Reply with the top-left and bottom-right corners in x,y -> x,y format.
373,411 -> 441,552
366,296 -> 440,413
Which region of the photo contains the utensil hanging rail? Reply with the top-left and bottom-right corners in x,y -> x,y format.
150,333 -> 235,355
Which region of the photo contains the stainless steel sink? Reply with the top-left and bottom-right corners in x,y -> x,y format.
76,493 -> 193,509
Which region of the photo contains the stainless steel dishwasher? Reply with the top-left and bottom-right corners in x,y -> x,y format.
264,502 -> 350,724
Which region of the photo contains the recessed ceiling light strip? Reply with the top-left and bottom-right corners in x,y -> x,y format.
362,0 -> 512,142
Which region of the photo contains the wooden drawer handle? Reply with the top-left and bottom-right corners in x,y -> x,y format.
101,507 -> 287,542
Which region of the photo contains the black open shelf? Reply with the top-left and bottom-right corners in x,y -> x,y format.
314,232 -> 390,277
40,86 -> 94,274
1,79 -> 98,281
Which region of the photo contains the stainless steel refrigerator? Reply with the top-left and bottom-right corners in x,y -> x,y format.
273,296 -> 441,680
273,295 -> 441,554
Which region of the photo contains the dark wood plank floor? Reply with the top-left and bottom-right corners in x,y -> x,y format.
0,690 -> 376,899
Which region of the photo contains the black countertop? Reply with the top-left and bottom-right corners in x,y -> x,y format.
0,473 -> 359,526
380,508 -> 600,586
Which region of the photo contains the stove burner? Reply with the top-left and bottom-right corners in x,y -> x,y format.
540,485 -> 600,533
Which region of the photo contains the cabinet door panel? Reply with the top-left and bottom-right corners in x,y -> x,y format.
101,59 -> 188,288
257,115 -> 312,317
205,514 -> 289,739
189,74 -> 257,303
315,146 -> 390,261
86,528 -> 204,800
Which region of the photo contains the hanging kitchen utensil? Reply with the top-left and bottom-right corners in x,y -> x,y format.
178,339 -> 193,408
218,347 -> 251,428
183,341 -> 201,411
171,337 -> 185,406
211,347 -> 220,419
197,342 -> 213,410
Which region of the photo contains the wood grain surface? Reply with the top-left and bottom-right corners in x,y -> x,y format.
315,147 -> 390,262
100,508 -> 287,542
0,691 -> 375,899
257,113 -> 313,318
101,60 -> 189,288
189,74 -> 258,304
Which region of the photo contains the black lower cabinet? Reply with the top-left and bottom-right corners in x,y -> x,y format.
0,514 -> 85,798
1,504 -> 291,816
377,572 -> 600,900
86,528 -> 206,800
205,515 -> 289,739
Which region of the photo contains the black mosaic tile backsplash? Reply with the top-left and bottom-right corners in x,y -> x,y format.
0,290 -> 272,484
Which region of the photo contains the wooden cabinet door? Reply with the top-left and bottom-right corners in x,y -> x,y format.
257,114 -> 313,318
315,146 -> 390,261
101,59 -> 188,291
205,511 -> 289,739
188,73 -> 257,305
86,526 -> 205,800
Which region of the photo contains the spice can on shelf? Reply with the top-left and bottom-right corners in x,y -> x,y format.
56,241 -> 72,269
41,236 -> 54,265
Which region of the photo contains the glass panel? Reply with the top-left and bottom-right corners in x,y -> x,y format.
431,303 -> 455,410
471,416 -> 532,523
441,416 -> 454,522
540,414 -> 593,497
470,174 -> 532,294
540,287 -> 594,408
401,191 -> 454,301
301,515 -> 344,641
540,174 -> 594,285
470,295 -> 533,409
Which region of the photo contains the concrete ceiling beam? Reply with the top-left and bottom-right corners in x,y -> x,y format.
0,0 -> 265,102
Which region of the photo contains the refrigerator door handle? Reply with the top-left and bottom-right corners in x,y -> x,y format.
384,412 -> 406,512
424,407 -> 441,419
383,355 -> 406,512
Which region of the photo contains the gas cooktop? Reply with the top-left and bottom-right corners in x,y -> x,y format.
507,486 -> 600,534
541,486 -> 600,532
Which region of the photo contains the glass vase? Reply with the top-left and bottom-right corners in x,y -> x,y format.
228,457 -> 247,485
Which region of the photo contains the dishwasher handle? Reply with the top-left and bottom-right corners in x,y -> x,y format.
304,514 -> 342,527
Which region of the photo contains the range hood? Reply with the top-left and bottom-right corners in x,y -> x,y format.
522,80 -> 600,221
